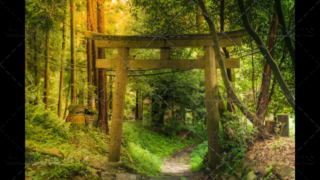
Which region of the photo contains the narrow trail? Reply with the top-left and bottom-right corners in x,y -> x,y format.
160,144 -> 202,180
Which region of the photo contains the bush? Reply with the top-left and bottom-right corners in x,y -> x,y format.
25,105 -> 70,146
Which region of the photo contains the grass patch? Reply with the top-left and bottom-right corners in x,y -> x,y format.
122,121 -> 202,175
190,141 -> 208,172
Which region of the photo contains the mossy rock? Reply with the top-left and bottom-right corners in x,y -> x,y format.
84,107 -> 98,115
245,171 -> 257,180
68,104 -> 82,111
243,167 -> 252,176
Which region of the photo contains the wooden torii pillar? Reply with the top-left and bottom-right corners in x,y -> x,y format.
84,29 -> 248,163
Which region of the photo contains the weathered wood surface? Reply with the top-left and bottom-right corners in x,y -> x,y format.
204,46 -> 221,169
265,120 -> 277,134
84,29 -> 249,48
277,114 -> 289,137
96,58 -> 240,69
108,48 -> 129,162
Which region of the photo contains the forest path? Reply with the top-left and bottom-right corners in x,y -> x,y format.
160,144 -> 202,179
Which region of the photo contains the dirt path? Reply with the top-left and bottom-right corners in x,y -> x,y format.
160,144 -> 202,179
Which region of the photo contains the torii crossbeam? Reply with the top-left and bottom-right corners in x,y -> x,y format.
84,29 -> 249,162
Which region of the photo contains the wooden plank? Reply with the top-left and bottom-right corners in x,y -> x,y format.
108,47 -> 129,162
84,29 -> 249,40
96,58 -> 240,69
84,29 -> 248,48
204,46 -> 221,169
95,36 -> 242,48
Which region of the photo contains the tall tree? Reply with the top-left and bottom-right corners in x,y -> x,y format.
43,21 -> 50,109
33,30 -> 39,105
25,28 -> 28,100
70,0 -> 77,105
219,0 -> 235,114
108,75 -> 113,120
256,8 -> 279,126
58,5 -> 67,119
236,0 -> 295,110
63,79 -> 71,120
87,0 -> 95,109
92,0 -> 99,102
97,0 -> 108,134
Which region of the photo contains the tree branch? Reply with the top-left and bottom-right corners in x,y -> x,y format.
237,0 -> 295,110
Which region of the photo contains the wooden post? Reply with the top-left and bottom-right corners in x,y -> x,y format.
204,46 -> 221,169
138,89 -> 143,121
108,47 -> 129,162
265,120 -> 277,134
277,114 -> 289,137
160,47 -> 170,60
135,90 -> 139,120
161,47 -> 170,123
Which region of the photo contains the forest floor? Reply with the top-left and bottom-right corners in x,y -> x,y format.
160,144 -> 203,180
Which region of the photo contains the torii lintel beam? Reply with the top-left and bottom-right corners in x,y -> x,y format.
96,58 -> 240,69
84,29 -> 249,48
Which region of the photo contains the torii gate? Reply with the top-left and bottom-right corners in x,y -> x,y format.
84,29 -> 249,163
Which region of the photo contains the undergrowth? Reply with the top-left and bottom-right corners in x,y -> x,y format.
122,121 -> 203,176
190,141 -> 208,172
26,105 -> 203,178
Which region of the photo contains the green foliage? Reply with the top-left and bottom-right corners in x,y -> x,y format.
190,141 -> 208,172
218,111 -> 257,152
216,111 -> 258,178
25,104 -> 70,146
26,156 -> 91,180
263,166 -> 274,180
126,142 -> 162,176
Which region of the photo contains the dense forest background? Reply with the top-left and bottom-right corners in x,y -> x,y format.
24,0 -> 295,179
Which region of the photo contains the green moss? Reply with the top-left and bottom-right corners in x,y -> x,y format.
84,107 -> 98,115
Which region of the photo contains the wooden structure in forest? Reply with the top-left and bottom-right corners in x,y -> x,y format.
84,29 -> 249,162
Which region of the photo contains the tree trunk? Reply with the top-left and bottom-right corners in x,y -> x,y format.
249,0 -> 256,108
108,75 -> 113,120
63,79 -> 71,120
256,9 -> 279,126
220,0 -> 236,114
43,27 -> 50,110
275,0 -> 295,69
25,28 -> 28,104
58,7 -> 67,119
87,0 -> 95,109
33,31 -> 39,105
237,0 -> 295,110
70,0 -> 77,105
93,0 -> 99,100
97,0 -> 108,135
